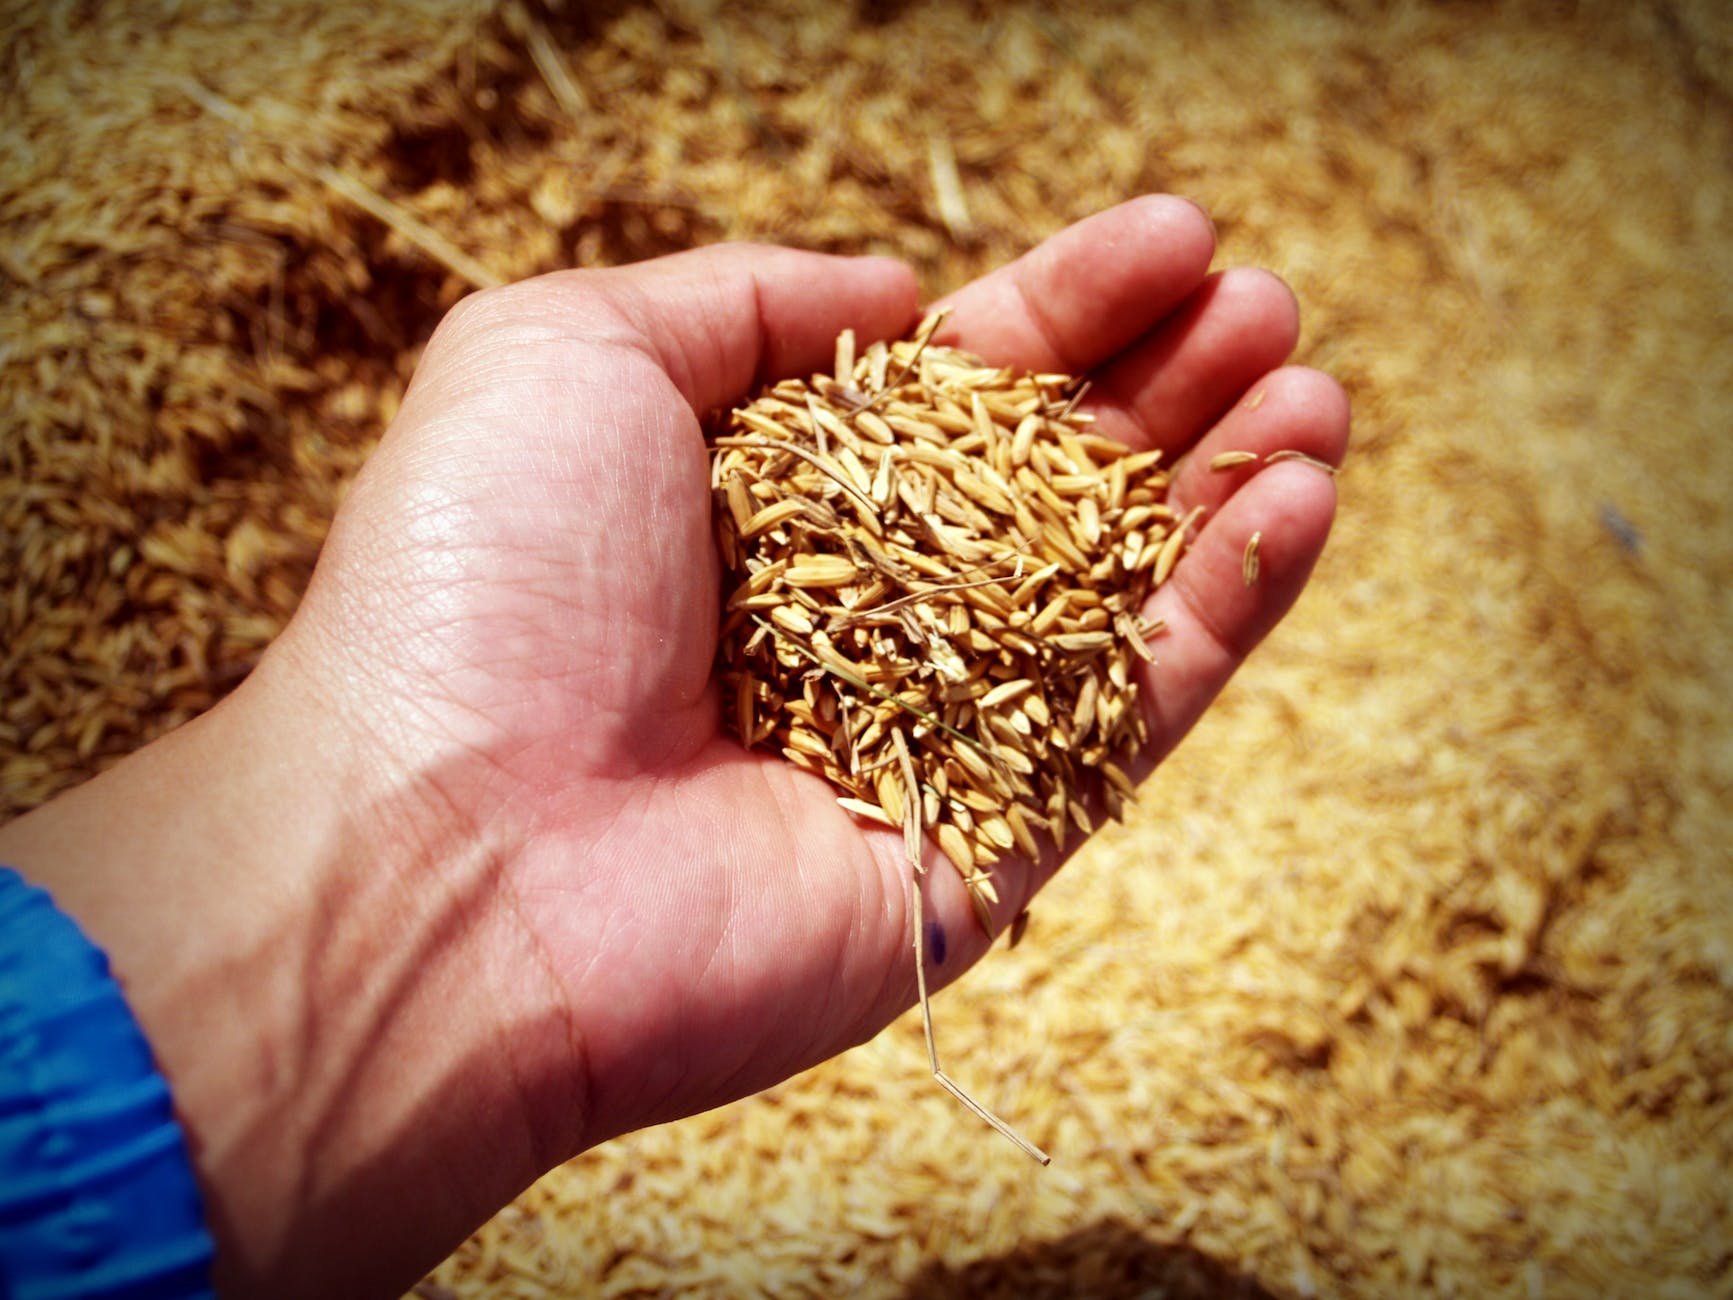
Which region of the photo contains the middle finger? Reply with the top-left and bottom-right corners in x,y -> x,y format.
1084,267 -> 1301,456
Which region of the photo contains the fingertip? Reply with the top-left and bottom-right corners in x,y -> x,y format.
757,248 -> 925,378
857,253 -> 922,308
1135,459 -> 1338,756
1215,459 -> 1340,634
811,249 -> 922,322
1130,192 -> 1219,274
1173,364 -> 1352,507
1279,366 -> 1352,465
1254,457 -> 1340,550
1172,192 -> 1219,246
1215,267 -> 1302,360
1267,364 -> 1350,421
859,256 -> 924,347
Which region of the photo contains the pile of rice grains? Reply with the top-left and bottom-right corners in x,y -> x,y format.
8,1 -> 1733,1297
716,320 -> 1172,905
712,316 -> 1198,1159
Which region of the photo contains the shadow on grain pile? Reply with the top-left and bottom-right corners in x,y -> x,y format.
900,1219 -> 1279,1300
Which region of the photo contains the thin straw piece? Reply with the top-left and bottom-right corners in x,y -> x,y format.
903,737 -> 1049,1164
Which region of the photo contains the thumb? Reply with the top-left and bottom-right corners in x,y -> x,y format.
400,244 -> 922,428
590,243 -> 923,414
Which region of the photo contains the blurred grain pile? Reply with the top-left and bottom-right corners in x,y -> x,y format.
4,1 -> 1731,1297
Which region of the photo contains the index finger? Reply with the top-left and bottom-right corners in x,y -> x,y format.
926,195 -> 1218,375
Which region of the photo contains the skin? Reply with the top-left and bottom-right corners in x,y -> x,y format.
0,195 -> 1348,1298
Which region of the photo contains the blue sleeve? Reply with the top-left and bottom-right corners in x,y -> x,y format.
0,867 -> 215,1300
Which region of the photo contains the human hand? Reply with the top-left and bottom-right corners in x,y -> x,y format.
0,196 -> 1347,1298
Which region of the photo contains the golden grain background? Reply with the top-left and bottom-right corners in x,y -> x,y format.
4,1 -> 1731,1296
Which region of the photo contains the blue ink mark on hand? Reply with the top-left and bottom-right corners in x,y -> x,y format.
925,920 -> 947,966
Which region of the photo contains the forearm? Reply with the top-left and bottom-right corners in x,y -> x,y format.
0,643 -> 566,1298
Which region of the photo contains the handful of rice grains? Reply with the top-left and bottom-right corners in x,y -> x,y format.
708,311 -> 1200,1161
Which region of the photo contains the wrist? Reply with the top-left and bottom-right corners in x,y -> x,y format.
0,638 -> 575,1297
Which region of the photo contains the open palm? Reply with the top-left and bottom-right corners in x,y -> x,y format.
279,195 -> 1348,1169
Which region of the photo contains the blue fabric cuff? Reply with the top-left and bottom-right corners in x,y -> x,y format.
0,867 -> 215,1300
